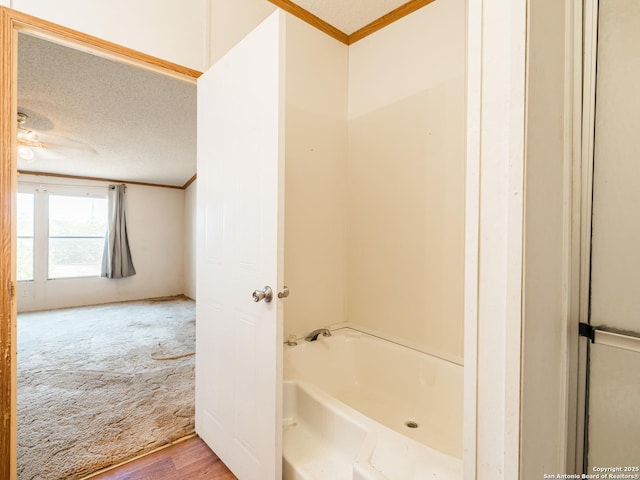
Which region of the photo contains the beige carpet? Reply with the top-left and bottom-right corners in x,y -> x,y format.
17,296 -> 195,480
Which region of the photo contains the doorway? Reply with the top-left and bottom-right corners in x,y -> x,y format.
0,8 -> 201,478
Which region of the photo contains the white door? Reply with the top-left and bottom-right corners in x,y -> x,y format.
195,11 -> 284,480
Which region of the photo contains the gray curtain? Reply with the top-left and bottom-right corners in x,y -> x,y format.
101,184 -> 136,278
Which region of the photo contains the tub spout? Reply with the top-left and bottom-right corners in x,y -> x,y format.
305,328 -> 331,342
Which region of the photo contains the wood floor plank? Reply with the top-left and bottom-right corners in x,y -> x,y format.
89,437 -> 237,480
170,438 -> 219,470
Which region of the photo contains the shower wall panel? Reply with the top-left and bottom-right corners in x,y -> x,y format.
346,0 -> 465,361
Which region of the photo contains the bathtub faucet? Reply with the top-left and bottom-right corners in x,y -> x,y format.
305,328 -> 331,342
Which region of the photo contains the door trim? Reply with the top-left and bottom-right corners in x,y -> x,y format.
0,8 -> 201,478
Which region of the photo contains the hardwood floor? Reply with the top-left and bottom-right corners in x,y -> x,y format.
89,436 -> 237,480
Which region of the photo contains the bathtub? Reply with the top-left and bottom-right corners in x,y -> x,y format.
283,328 -> 463,480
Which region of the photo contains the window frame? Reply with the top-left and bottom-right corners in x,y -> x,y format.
16,182 -> 109,282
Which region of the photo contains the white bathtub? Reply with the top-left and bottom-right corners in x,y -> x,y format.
283,328 -> 463,480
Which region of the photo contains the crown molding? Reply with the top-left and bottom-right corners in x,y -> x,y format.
267,0 -> 437,45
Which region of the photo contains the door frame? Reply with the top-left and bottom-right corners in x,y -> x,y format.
0,8 -> 201,478
557,0 -> 595,472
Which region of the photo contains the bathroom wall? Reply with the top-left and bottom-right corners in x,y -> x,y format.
7,0 -> 209,71
6,0 -> 279,72
209,0 -> 277,66
346,0 -> 466,362
283,13 -> 348,339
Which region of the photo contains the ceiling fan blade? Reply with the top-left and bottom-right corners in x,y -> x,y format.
32,147 -> 65,161
36,132 -> 97,155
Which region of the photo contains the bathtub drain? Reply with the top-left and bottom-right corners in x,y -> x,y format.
404,420 -> 419,429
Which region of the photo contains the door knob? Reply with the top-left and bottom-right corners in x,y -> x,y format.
252,286 -> 273,303
277,286 -> 290,299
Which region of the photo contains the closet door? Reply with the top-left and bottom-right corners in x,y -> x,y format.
586,0 -> 640,471
195,11 -> 285,480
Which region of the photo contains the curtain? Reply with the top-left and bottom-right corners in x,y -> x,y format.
101,184 -> 136,278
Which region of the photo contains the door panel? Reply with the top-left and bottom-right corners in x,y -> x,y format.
590,0 -> 640,333
586,0 -> 640,471
587,344 -> 640,466
195,11 -> 285,480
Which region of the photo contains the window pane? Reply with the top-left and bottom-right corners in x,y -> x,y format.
48,194 -> 107,279
17,238 -> 34,281
17,192 -> 34,281
49,195 -> 107,237
17,192 -> 34,236
48,238 -> 105,279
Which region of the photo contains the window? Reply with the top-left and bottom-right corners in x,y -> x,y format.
17,192 -> 35,281
48,194 -> 108,279
17,185 -> 109,282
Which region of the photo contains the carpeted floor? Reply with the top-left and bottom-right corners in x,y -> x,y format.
17,296 -> 196,480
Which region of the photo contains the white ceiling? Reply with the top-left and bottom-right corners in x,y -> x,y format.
18,33 -> 197,187
15,2 -> 413,187
293,0 -> 409,34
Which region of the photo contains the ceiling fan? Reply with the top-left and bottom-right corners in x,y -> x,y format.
17,112 -> 46,161
17,111 -> 96,162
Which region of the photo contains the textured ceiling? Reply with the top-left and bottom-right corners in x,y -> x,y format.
18,33 -> 196,187
292,0 -> 410,34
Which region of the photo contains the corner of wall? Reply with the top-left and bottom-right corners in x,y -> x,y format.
208,0 -> 277,66
283,14 -> 348,339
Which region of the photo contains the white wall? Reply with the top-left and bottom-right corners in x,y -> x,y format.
283,14 -> 348,339
209,0 -> 276,66
8,0 -> 208,71
184,180 -> 197,299
18,174 -> 186,312
346,0 -> 465,362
